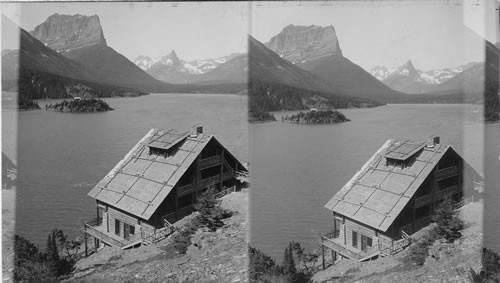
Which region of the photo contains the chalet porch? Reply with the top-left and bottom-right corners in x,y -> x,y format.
83,216 -> 176,252
320,230 -> 412,268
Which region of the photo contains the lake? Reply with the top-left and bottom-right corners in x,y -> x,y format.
15,93 -> 248,246
249,104 -> 492,259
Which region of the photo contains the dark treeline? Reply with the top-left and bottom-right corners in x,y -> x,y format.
248,79 -> 382,115
14,229 -> 80,282
18,99 -> 40,110
17,68 -> 147,101
282,110 -> 350,124
45,98 -> 113,113
249,242 -> 319,283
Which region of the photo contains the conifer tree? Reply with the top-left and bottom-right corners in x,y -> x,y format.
432,197 -> 463,243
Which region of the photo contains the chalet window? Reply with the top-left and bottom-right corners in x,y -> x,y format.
367,237 -> 373,248
333,219 -> 341,238
115,219 -> 120,236
352,231 -> 358,248
129,225 -> 135,235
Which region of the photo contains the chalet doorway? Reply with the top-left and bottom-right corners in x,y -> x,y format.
124,223 -> 130,240
123,223 -> 136,240
361,235 -> 368,252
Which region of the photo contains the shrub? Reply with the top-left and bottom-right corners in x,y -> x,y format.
194,186 -> 233,232
432,197 -> 463,243
171,219 -> 203,254
406,228 -> 440,266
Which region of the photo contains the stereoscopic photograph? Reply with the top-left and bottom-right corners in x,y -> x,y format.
2,2 -> 249,282
2,0 -> 500,282
248,0 -> 498,282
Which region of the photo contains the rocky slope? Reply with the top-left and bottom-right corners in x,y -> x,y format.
30,14 -> 107,53
265,25 -> 402,103
266,24 -> 342,64
312,201 -> 483,283
65,190 -> 249,282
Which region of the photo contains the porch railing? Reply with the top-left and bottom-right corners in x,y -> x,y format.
198,155 -> 222,168
435,166 -> 459,180
142,224 -> 175,244
379,236 -> 412,256
215,186 -> 236,199
435,185 -> 459,200
414,193 -> 433,207
453,195 -> 474,210
177,183 -> 195,196
400,215 -> 433,236
84,218 -> 128,248
321,232 -> 363,260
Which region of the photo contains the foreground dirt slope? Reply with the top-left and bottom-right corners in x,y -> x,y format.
312,201 -> 483,283
67,189 -> 248,282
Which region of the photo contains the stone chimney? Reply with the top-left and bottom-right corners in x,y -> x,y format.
426,136 -> 440,148
190,125 -> 203,138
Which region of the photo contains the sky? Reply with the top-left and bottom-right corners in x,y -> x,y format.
1,1 -> 498,71
251,0 -> 498,71
1,2 -> 249,61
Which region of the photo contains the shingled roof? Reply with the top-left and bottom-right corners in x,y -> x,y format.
325,139 -> 454,232
88,128 -> 238,220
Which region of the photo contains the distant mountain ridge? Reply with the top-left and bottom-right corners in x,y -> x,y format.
133,51 -> 245,84
369,60 -> 477,94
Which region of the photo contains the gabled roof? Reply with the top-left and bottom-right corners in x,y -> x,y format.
88,128 -> 243,220
325,139 -> 452,232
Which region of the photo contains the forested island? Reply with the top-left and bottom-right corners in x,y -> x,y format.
281,110 -> 350,124
18,99 -> 41,111
249,110 -> 277,123
45,99 -> 113,112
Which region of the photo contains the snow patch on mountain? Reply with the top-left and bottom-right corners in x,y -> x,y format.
370,62 -> 473,85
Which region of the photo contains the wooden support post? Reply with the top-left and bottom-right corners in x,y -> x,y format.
412,202 -> 416,232
220,150 -> 224,189
331,250 -> 335,264
84,230 -> 88,257
322,238 -> 325,269
94,237 -> 98,251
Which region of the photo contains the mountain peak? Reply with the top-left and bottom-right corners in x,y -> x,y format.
166,49 -> 179,60
397,59 -> 419,77
266,24 -> 342,64
30,13 -> 107,53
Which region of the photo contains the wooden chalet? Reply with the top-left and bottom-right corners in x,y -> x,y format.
322,137 -> 482,264
84,126 -> 248,251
